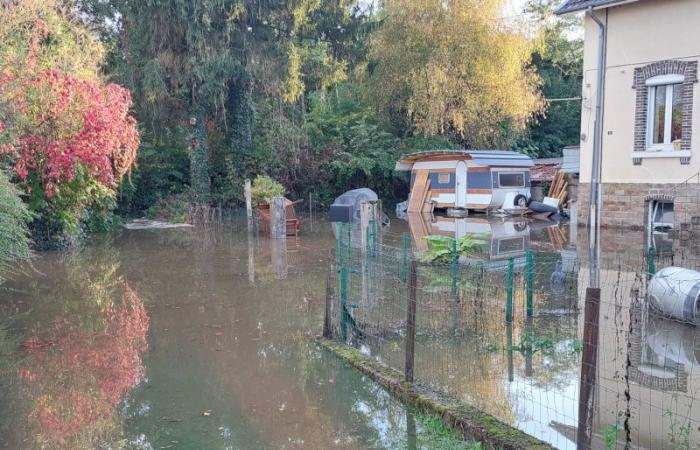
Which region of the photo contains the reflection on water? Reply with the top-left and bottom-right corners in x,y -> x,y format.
0,222 -> 475,450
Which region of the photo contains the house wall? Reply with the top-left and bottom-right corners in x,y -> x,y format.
578,0 -> 700,227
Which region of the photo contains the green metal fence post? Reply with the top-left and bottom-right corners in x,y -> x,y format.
648,246 -> 656,275
337,223 -> 348,341
451,239 -> 458,301
506,257 -> 514,323
337,222 -> 343,264
401,232 -> 409,283
526,250 -> 534,318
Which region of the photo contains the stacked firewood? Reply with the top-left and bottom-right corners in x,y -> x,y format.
547,171 -> 568,207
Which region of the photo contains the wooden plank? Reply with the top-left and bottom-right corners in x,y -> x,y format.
407,212 -> 431,252
408,170 -> 430,213
421,190 -> 433,212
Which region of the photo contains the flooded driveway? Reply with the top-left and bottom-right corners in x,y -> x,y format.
0,220 -> 473,449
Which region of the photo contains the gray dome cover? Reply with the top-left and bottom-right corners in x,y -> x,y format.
330,188 -> 378,223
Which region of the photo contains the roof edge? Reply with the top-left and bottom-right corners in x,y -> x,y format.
554,0 -> 640,15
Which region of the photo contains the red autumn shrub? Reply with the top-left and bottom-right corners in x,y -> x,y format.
2,69 -> 139,197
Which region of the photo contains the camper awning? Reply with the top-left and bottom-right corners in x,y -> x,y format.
395,150 -> 534,171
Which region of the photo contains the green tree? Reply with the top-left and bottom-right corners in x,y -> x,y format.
514,0 -> 583,157
367,0 -> 543,148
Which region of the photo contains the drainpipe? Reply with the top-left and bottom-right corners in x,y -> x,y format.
587,7 -> 607,289
577,8 -> 607,450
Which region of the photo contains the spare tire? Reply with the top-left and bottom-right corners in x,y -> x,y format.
528,201 -> 558,215
514,194 -> 529,208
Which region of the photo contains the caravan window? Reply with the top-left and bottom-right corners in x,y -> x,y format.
498,172 -> 525,188
438,173 -> 451,184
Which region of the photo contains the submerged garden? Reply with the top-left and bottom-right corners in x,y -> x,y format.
0,0 -> 582,255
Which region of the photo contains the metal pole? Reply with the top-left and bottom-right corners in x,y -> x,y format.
648,246 -> 656,275
526,250 -> 534,317
405,260 -> 417,382
323,264 -> 332,338
586,7 -> 607,290
451,239 -> 458,301
506,257 -> 514,323
506,322 -> 514,382
402,232 -> 410,283
339,223 -> 349,342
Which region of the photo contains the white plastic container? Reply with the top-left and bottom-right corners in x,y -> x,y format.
648,267 -> 700,324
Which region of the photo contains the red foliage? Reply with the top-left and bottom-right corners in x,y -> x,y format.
1,69 -> 139,197
18,285 -> 149,444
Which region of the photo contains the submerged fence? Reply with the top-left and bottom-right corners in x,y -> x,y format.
323,222 -> 700,450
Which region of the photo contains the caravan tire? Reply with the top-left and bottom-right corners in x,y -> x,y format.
514,194 -> 529,208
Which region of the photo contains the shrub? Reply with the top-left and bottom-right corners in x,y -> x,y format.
0,170 -> 32,282
251,175 -> 285,205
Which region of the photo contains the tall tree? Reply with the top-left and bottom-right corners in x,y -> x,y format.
114,1 -> 242,203
514,0 -> 583,157
367,0 -> 543,148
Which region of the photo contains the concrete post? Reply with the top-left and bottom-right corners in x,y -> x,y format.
360,201 -> 378,253
270,196 -> 286,239
245,179 -> 253,226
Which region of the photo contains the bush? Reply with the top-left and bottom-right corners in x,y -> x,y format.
0,171 -> 32,282
251,175 -> 285,205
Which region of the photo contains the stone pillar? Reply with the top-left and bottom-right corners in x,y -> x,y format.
359,201 -> 378,252
244,179 -> 253,228
270,196 -> 286,239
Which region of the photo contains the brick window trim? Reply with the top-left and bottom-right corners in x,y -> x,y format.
633,60 -> 698,165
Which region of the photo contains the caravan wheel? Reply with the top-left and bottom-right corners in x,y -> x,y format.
514,194 -> 529,208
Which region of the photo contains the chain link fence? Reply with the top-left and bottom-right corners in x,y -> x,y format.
323,220 -> 700,450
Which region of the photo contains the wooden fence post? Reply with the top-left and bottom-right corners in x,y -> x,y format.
405,260 -> 418,382
577,287 -> 600,450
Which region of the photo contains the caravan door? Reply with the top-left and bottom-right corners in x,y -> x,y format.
455,161 -> 467,208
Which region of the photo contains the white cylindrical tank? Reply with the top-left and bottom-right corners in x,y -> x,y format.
649,267 -> 700,325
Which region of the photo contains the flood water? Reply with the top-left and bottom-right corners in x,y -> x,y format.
2,214 -> 700,449
0,220 -> 475,450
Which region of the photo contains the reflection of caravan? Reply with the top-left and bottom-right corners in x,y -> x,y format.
407,213 -> 530,270
395,150 -> 534,213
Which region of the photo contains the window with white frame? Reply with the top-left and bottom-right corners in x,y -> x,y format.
646,74 -> 684,151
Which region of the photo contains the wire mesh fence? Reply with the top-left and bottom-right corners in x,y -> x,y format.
324,220 -> 700,450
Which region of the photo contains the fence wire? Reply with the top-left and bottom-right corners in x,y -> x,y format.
324,221 -> 700,450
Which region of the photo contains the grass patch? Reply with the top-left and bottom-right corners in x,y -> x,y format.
415,410 -> 483,450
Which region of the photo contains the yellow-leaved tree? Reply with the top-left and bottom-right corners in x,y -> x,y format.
368,0 -> 543,148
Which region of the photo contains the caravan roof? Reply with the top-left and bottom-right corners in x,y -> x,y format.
395,150 -> 533,171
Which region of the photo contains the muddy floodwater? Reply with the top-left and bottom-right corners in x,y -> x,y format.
2,215 -> 700,449
1,220 -> 473,450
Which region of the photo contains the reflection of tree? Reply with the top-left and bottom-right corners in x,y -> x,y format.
17,284 -> 149,448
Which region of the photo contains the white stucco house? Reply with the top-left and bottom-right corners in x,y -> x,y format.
557,0 -> 700,230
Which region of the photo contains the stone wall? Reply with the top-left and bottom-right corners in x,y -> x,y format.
576,182 -> 700,230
